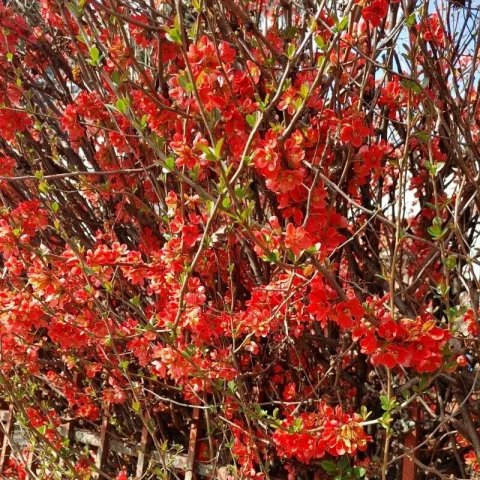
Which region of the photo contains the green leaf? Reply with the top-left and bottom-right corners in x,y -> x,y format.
196,143 -> 217,161
129,295 -> 141,306
299,83 -> 309,99
178,74 -> 193,93
337,457 -> 349,471
314,35 -> 327,51
164,156 -> 176,172
405,13 -> 416,27
352,467 -> 366,478
321,460 -> 338,474
189,164 -> 200,181
89,46 -> 100,66
308,18 -> 318,31
39,181 -> 49,193
401,78 -> 423,94
115,98 -> 128,114
379,412 -> 392,429
132,401 -> 141,413
214,137 -> 225,158
416,131 -> 430,143
287,42 -> 296,59
111,71 -> 121,85
427,218 -> 447,240
401,388 -> 411,400
166,17 -> 182,44
246,113 -> 258,128
234,186 -> 245,198
436,282 -> 449,297
166,28 -> 182,44
425,160 -> 445,176
290,417 -> 303,433
265,251 -> 278,263
380,395 -> 398,412
335,16 -> 349,32
359,405 -> 371,420
445,255 -> 457,271
51,202 -> 60,213
414,376 -> 428,393
147,418 -> 156,431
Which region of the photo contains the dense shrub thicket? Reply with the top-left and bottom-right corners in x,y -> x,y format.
0,0 -> 479,479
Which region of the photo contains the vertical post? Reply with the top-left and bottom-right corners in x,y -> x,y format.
93,413 -> 110,479
402,403 -> 419,480
24,447 -> 36,480
135,422 -> 150,479
185,407 -> 200,480
60,373 -> 79,473
0,404 -> 14,474
136,390 -> 153,479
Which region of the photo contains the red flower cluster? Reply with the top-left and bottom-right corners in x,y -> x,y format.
361,0 -> 389,28
354,312 -> 450,372
464,450 -> 480,474
273,404 -> 371,463
0,109 -> 32,142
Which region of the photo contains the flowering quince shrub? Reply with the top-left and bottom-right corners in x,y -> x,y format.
0,0 -> 479,479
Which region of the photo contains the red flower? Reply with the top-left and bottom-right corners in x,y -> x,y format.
278,86 -> 300,115
372,345 -> 408,369
335,299 -> 364,329
378,319 -> 408,341
362,0 -> 389,28
219,41 -> 236,64
465,450 -> 480,473
116,468 -> 128,480
422,13 -> 446,47
0,109 -> 32,142
182,224 -> 200,248
379,78 -> 407,111
253,130 -> 280,174
415,352 -> 442,373
360,331 -> 378,354
284,223 -> 312,256
0,155 -> 16,176
283,382 -> 297,400
61,104 -> 84,141
266,168 -> 305,193
340,118 -> 370,147
26,407 -> 44,428
285,137 -> 305,168
372,350 -> 397,369
410,335 -> 435,357
254,145 -> 280,174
